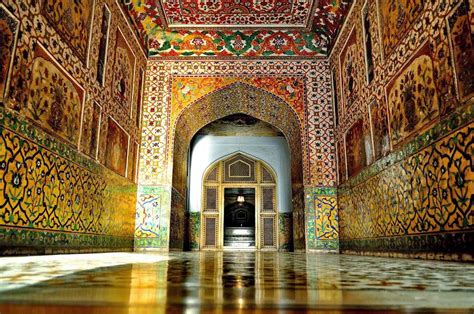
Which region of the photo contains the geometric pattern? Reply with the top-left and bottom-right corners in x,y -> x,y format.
140,59 -> 335,187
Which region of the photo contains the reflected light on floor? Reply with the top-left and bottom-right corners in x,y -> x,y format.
0,252 -> 473,313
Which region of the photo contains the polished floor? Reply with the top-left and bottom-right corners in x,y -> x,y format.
0,252 -> 473,313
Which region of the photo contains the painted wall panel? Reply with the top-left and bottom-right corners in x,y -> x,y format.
330,0 -> 474,259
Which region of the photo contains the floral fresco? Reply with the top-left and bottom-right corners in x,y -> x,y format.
339,28 -> 360,109
171,76 -> 306,122
162,0 -> 310,26
27,45 -> 84,145
127,142 -> 138,182
345,119 -> 367,178
368,100 -> 390,160
379,0 -> 424,57
120,0 -> 352,57
113,29 -> 135,110
337,141 -> 346,183
96,5 -> 111,86
41,0 -> 94,63
105,117 -> 129,176
447,0 -> 474,102
387,43 -> 439,146
80,101 -> 101,159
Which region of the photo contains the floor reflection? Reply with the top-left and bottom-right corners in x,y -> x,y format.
0,252 -> 473,313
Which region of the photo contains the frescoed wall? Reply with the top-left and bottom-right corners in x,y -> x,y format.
331,0 -> 473,260
137,59 -> 336,250
0,0 -> 147,254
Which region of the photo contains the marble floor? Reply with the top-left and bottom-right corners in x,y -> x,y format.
0,252 -> 473,313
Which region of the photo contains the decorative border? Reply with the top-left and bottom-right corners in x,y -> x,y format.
0,226 -> 134,252
0,106 -> 99,172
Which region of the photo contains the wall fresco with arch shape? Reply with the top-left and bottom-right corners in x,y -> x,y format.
137,59 -> 336,249
171,82 -> 307,250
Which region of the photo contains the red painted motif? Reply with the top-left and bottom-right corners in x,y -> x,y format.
162,0 -> 310,26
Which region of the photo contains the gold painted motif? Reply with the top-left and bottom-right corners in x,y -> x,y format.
0,126 -> 136,237
339,123 -> 473,240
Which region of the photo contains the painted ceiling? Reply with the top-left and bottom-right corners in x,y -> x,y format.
121,0 -> 352,57
161,0 -> 314,28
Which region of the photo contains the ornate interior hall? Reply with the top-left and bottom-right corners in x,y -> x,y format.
0,0 -> 473,312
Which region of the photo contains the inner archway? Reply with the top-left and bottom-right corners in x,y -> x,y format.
200,153 -> 279,250
169,82 -> 306,251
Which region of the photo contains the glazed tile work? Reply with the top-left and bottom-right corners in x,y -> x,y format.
120,0 -> 352,57
339,118 -> 474,256
137,59 -> 335,249
187,212 -> 200,250
158,82 -> 307,250
0,252 -> 473,313
0,0 -> 146,253
278,213 -> 293,251
305,187 -> 339,251
330,0 -> 474,258
0,108 -> 136,253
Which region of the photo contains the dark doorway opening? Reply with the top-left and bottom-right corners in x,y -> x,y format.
224,188 -> 255,248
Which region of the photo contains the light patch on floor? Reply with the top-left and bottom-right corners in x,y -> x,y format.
0,252 -> 170,292
0,252 -> 473,312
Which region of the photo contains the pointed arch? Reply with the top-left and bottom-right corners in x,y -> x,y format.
169,82 -> 306,250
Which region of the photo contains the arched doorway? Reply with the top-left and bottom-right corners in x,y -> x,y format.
201,153 -> 278,250
169,82 -> 306,251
